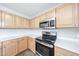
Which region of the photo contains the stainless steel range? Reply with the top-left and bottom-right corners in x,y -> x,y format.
36,31 -> 57,56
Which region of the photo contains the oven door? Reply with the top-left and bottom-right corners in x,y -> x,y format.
39,21 -> 49,28
36,41 -> 54,56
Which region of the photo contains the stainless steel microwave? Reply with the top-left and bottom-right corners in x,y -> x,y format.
39,18 -> 56,29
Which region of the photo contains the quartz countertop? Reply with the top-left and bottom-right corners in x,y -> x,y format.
0,33 -> 79,54
0,34 -> 41,41
55,36 -> 79,54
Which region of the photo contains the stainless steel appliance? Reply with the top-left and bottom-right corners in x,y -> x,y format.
36,40 -> 54,56
36,31 -> 57,56
42,31 -> 57,42
39,18 -> 56,29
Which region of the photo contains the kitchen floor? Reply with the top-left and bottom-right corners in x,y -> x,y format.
17,49 -> 38,56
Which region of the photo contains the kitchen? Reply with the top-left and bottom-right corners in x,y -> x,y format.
0,3 -> 79,56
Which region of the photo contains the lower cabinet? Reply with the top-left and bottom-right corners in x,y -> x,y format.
28,37 -> 36,53
0,37 -> 35,56
18,37 -> 27,53
55,46 -> 79,56
3,39 -> 17,56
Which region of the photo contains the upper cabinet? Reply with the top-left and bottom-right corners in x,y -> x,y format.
29,19 -> 35,28
56,3 -> 79,28
74,4 -> 79,27
45,9 -> 55,20
39,9 -> 55,22
30,3 -> 79,28
34,17 -> 41,28
2,11 -> 15,28
30,17 -> 40,29
22,18 -> 29,28
0,11 -> 29,28
0,3 -> 79,29
30,9 -> 55,29
15,16 -> 23,28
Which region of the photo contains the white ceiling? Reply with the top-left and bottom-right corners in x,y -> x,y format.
0,3 -> 61,19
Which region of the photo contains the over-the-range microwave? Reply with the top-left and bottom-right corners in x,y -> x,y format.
39,18 -> 56,29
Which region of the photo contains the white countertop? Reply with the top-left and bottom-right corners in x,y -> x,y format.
0,34 -> 41,41
55,36 -> 79,54
0,33 -> 79,54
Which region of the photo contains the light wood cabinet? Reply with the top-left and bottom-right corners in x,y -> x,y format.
14,15 -> 30,28
55,46 -> 79,56
34,17 -> 40,28
15,16 -> 23,28
30,8 -> 55,28
39,14 -> 47,22
45,9 -> 55,20
22,18 -> 29,28
0,11 -> 29,28
0,37 -> 35,56
30,17 -> 40,28
56,3 -> 79,28
29,19 -> 35,28
3,39 -> 17,56
74,4 -> 79,27
18,37 -> 27,53
1,11 -> 15,28
28,37 -> 35,53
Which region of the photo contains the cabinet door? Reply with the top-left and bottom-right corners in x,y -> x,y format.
56,4 -> 75,28
34,17 -> 40,28
74,4 -> 79,27
39,14 -> 47,22
2,11 -> 15,28
29,19 -> 35,28
28,37 -> 35,53
15,16 -> 23,28
22,18 -> 29,28
3,40 -> 17,56
56,6 -> 62,27
30,17 -> 40,28
61,4 -> 74,27
45,9 -> 55,20
18,37 -> 27,53
50,9 -> 55,18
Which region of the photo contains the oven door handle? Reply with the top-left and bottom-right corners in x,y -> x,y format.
36,40 -> 53,48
